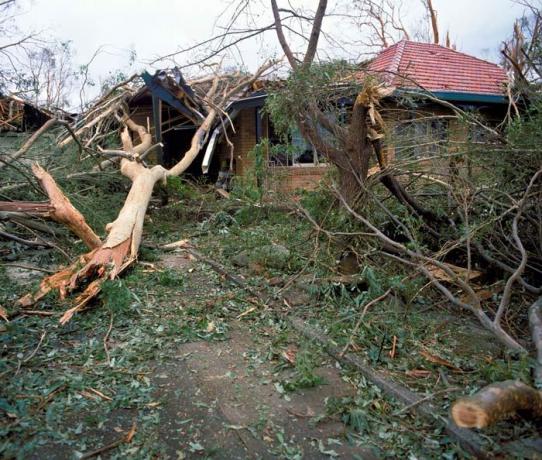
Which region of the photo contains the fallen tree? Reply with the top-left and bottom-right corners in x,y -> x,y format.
17,64 -> 273,323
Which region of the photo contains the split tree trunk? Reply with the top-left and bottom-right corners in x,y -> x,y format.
16,63 -> 279,323
32,164 -> 101,249
451,380 -> 542,428
18,107 -> 221,323
18,124 -> 167,323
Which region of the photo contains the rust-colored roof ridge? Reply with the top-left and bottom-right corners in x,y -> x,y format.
397,40 -> 504,70
388,39 -> 407,78
365,39 -> 508,96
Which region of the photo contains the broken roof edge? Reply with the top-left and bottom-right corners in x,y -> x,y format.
2,94 -> 55,118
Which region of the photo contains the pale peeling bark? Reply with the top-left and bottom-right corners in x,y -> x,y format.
32,163 -> 101,249
18,132 -> 168,322
17,102 -> 219,322
0,165 -> 100,249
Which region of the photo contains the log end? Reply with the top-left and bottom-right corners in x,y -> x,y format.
451,401 -> 489,428
451,380 -> 542,429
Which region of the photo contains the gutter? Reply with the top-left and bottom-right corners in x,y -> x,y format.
398,88 -> 507,104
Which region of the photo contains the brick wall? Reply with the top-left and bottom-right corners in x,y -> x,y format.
220,108 -> 331,194
216,107 -> 257,175
265,166 -> 329,193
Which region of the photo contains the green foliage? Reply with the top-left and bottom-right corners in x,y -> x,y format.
165,176 -> 199,200
154,268 -> 185,288
506,101 -> 542,168
100,279 -> 133,313
299,187 -> 351,230
264,60 -> 362,141
479,352 -> 532,383
281,349 -> 325,392
202,210 -> 238,230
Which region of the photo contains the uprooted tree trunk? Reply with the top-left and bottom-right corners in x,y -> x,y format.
18,119 -> 207,323
18,66 -> 271,323
451,380 -> 542,428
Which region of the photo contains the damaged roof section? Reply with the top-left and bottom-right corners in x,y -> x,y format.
0,94 -> 52,133
57,68 -> 267,173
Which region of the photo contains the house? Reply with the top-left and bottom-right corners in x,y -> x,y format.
125,70 -> 268,181
367,40 -> 508,166
126,41 -> 508,192
217,40 -> 509,192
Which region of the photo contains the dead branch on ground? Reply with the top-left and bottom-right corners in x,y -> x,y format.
529,296 -> 542,387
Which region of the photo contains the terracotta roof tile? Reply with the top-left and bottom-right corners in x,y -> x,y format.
366,40 -> 507,96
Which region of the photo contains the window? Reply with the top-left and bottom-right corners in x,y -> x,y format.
393,117 -> 449,159
267,119 -> 327,167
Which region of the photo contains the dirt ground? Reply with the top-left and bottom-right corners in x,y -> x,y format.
151,327 -> 377,459
18,252 -> 378,459
4,243 -> 539,459
122,253 -> 376,458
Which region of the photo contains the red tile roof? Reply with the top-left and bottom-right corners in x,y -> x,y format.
366,40 -> 507,96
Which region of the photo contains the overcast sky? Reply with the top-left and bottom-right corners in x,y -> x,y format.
13,0 -> 528,105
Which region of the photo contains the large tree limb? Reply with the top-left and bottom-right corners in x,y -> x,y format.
0,118 -> 84,169
302,0 -> 327,67
0,167 -> 100,249
335,188 -> 525,352
424,0 -> 440,44
0,118 -> 58,169
270,0 -> 299,69
494,169 -> 542,324
19,65 -> 274,323
0,201 -> 53,214
31,163 -> 101,249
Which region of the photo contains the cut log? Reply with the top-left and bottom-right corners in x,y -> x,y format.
451,380 -> 542,428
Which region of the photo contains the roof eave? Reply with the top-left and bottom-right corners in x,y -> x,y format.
397,88 -> 507,104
